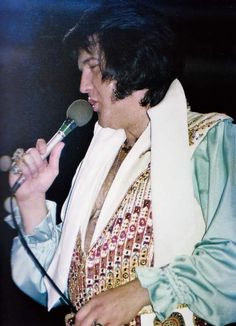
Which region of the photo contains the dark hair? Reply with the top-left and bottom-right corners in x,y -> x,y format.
63,1 -> 183,107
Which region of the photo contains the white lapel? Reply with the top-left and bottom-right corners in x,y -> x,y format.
149,79 -> 205,267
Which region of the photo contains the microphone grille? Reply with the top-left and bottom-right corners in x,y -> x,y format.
66,99 -> 93,127
0,155 -> 12,172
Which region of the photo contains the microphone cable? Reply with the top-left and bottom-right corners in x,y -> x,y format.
9,189 -> 77,314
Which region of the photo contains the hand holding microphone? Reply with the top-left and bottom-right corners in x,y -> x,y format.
9,100 -> 93,195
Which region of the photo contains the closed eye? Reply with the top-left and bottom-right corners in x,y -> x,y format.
89,63 -> 100,70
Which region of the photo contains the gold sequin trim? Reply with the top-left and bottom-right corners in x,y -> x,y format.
154,312 -> 185,326
188,112 -> 228,146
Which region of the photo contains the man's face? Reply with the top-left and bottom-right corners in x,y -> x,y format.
78,47 -> 147,131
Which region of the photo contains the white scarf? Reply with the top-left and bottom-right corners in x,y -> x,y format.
45,80 -> 205,318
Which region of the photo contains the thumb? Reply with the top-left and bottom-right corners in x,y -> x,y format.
48,142 -> 65,175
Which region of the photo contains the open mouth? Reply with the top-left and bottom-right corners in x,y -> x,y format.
88,97 -> 98,111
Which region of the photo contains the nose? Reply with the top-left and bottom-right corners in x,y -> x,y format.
80,69 -> 93,94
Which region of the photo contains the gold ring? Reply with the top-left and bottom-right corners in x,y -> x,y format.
12,148 -> 25,162
93,321 -> 103,326
10,162 -> 22,175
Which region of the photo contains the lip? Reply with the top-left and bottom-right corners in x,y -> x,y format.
88,97 -> 99,112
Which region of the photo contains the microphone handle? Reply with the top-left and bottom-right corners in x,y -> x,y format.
41,131 -> 64,160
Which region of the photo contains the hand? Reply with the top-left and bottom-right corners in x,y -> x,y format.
9,139 -> 64,233
9,138 -> 64,201
74,279 -> 150,326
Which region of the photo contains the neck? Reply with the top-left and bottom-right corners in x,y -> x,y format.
122,88 -> 150,146
125,119 -> 149,147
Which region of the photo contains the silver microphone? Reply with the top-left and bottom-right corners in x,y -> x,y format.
11,99 -> 93,193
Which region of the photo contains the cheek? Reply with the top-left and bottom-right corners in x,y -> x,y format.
101,80 -> 116,98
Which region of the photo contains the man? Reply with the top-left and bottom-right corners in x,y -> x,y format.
7,2 -> 236,326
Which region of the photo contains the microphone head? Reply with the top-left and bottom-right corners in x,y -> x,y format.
0,155 -> 12,172
66,99 -> 93,127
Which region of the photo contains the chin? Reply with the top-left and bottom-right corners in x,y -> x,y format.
97,115 -> 116,129
98,121 -> 114,130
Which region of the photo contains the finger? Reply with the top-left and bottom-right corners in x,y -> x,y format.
47,142 -> 65,176
21,151 -> 44,176
10,147 -> 43,179
74,303 -> 95,326
12,148 -> 24,162
75,300 -> 107,326
15,153 -> 36,178
10,162 -> 23,176
74,313 -> 96,326
78,316 -> 105,326
36,138 -> 47,157
26,148 -> 47,172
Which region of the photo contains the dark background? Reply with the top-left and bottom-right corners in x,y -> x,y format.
0,0 -> 236,325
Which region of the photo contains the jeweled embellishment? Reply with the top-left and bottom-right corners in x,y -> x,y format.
193,315 -> 211,326
154,312 -> 185,326
188,112 -> 229,146
68,166 -> 153,326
